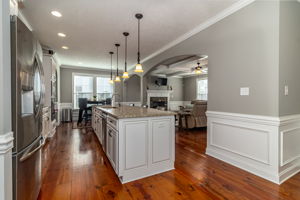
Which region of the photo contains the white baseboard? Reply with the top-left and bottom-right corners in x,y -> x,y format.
0,131 -> 13,200
206,111 -> 300,184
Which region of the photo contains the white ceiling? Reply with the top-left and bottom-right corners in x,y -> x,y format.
20,0 -> 239,70
150,56 -> 208,78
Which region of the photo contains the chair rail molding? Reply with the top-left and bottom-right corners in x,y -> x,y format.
206,111 -> 300,184
0,131 -> 14,154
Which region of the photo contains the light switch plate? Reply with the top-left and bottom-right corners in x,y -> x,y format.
284,85 -> 288,96
240,87 -> 250,96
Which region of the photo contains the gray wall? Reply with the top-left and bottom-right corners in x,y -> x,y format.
60,66 -> 123,103
124,75 -> 141,102
183,75 -> 207,101
168,77 -> 183,101
141,1 -> 280,116
279,0 -> 300,116
146,76 -> 183,101
0,0 -> 11,135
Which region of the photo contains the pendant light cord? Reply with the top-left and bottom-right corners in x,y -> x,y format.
116,45 -> 119,76
111,54 -> 113,78
125,35 -> 127,72
137,18 -> 140,64
110,52 -> 113,79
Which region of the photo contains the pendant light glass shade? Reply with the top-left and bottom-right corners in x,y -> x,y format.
115,76 -> 121,82
114,43 -> 121,82
122,71 -> 129,79
122,32 -> 130,78
134,63 -> 143,72
134,13 -> 143,73
109,51 -> 114,84
195,61 -> 202,74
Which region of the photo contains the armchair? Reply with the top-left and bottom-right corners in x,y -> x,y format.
181,100 -> 207,129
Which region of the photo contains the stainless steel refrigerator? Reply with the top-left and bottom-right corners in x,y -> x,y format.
11,15 -> 45,200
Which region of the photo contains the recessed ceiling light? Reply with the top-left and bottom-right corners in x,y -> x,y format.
78,62 -> 83,65
51,11 -> 62,17
57,33 -> 66,37
62,46 -> 69,49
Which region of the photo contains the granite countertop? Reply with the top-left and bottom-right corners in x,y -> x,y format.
95,105 -> 176,119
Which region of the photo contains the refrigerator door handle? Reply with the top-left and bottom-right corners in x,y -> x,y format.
19,137 -> 45,162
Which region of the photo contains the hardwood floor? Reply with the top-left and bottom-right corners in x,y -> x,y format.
38,124 -> 300,200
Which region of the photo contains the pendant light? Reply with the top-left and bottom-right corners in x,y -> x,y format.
195,61 -> 202,74
109,52 -> 114,84
122,32 -> 130,79
134,13 -> 143,73
114,43 -> 121,82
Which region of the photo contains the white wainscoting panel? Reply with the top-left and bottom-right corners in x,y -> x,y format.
169,101 -> 192,111
0,131 -> 14,200
206,111 -> 280,183
120,102 -> 142,107
278,114 -> 300,183
207,111 -> 300,184
210,121 -> 270,164
281,127 -> 300,166
0,132 -> 14,154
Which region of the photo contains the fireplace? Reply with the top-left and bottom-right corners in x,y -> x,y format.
147,90 -> 173,110
150,97 -> 168,110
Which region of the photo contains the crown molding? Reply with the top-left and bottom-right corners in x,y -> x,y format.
0,132 -> 14,154
60,65 -> 121,73
137,0 -> 255,66
18,10 -> 33,31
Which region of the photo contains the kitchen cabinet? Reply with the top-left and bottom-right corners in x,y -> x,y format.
97,115 -> 103,143
92,106 -> 175,184
42,107 -> 51,138
106,124 -> 118,172
92,107 -> 105,148
42,54 -> 58,137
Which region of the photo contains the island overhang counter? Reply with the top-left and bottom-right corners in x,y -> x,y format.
92,106 -> 176,183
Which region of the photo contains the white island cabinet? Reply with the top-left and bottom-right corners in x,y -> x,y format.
92,106 -> 175,183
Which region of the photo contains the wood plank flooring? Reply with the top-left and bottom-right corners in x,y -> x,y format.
38,124 -> 300,200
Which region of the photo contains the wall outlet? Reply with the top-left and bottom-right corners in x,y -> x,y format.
284,85 -> 289,96
240,87 -> 250,96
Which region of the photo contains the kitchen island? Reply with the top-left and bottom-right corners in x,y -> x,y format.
92,106 -> 176,183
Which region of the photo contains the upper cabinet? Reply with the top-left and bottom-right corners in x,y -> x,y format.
42,55 -> 58,121
42,55 -> 53,107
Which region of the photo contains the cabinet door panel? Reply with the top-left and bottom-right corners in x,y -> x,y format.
98,117 -> 102,143
124,121 -> 148,170
152,119 -> 171,163
106,127 -> 113,160
111,130 -> 118,170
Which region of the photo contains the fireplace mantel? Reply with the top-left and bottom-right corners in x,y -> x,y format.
147,90 -> 173,94
147,90 -> 173,110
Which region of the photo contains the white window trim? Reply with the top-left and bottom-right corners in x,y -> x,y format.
72,72 -> 113,109
196,76 -> 208,101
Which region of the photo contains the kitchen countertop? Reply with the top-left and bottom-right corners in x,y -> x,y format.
95,105 -> 176,119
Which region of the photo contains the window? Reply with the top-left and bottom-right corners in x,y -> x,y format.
73,74 -> 113,108
73,75 -> 93,109
197,78 -> 208,100
96,77 -> 113,101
